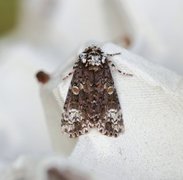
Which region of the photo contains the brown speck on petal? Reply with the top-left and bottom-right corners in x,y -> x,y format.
36,71 -> 50,84
122,35 -> 132,48
47,168 -> 67,180
47,167 -> 89,180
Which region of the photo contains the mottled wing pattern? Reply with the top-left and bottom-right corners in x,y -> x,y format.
94,61 -> 124,137
61,60 -> 124,138
61,61 -> 91,137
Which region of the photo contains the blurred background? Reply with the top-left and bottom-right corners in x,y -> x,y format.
0,0 -> 183,171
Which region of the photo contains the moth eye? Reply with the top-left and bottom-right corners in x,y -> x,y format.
107,86 -> 114,95
72,85 -> 80,95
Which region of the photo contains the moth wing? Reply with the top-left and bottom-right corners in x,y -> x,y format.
95,62 -> 124,137
61,63 -> 89,138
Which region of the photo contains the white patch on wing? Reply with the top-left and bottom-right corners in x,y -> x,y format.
63,109 -> 84,124
104,109 -> 122,123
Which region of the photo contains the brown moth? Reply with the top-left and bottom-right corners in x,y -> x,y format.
61,45 -> 132,138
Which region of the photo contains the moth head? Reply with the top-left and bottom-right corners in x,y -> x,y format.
79,45 -> 107,66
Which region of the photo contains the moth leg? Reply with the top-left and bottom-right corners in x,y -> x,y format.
62,62 -> 79,80
62,71 -> 74,80
107,52 -> 121,57
109,61 -> 133,76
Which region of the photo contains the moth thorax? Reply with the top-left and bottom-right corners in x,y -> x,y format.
87,55 -> 105,66
88,66 -> 100,71
79,46 -> 107,66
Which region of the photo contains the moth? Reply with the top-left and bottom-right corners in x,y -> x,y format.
61,45 -> 132,138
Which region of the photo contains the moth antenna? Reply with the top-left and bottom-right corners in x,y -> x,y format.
107,52 -> 121,57
62,62 -> 79,80
109,62 -> 133,77
62,71 -> 74,80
